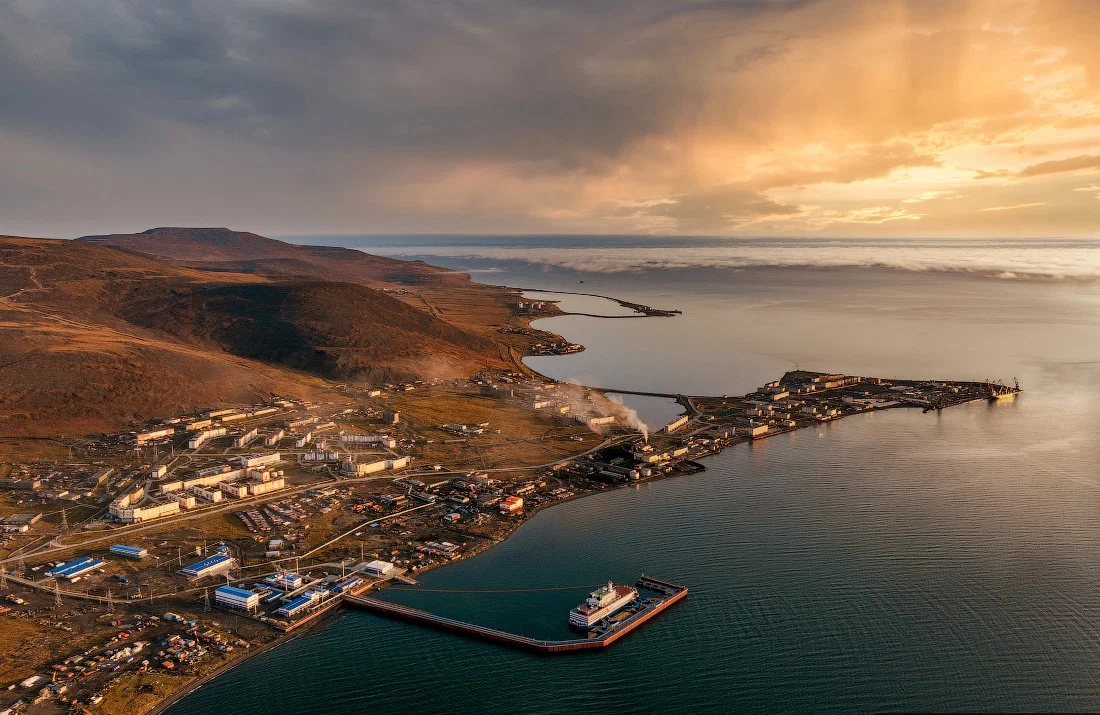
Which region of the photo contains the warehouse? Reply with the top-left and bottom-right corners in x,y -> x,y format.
214,585 -> 261,612
48,557 -> 105,580
181,554 -> 237,580
109,544 -> 148,560
275,591 -> 320,618
363,560 -> 395,576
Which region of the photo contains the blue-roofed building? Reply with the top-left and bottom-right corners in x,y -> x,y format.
275,591 -> 320,618
109,544 -> 148,559
180,554 -> 236,579
48,556 -> 105,580
215,585 -> 260,611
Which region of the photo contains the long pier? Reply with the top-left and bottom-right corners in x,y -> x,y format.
344,575 -> 687,653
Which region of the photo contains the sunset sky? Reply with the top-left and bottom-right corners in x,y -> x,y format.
3,0 -> 1100,237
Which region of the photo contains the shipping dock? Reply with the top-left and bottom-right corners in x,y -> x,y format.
344,574 -> 687,653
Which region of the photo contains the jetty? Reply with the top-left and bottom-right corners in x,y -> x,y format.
344,575 -> 687,653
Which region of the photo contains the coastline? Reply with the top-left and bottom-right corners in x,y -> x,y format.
151,440 -> 706,713
150,285 -> 693,714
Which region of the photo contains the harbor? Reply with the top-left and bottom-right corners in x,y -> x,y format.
344,575 -> 688,653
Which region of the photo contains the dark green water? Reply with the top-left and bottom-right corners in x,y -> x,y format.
168,262 -> 1100,714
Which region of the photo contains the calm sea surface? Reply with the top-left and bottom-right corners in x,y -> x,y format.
169,238 -> 1100,714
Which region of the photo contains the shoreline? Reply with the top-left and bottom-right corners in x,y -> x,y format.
150,445 -> 709,713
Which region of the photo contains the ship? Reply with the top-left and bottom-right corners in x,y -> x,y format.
569,581 -> 638,629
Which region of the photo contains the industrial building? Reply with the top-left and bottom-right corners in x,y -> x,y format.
109,544 -> 148,560
363,560 -> 395,576
663,415 -> 690,433
576,415 -> 616,427
265,572 -> 304,590
48,557 -> 105,580
214,585 -> 261,612
181,554 -> 237,580
275,591 -> 320,618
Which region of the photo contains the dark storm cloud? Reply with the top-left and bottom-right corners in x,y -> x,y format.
0,0 -> 817,160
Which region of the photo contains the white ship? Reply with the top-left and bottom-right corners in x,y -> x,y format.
569,581 -> 638,629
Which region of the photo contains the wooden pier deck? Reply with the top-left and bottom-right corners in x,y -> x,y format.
344,575 -> 687,653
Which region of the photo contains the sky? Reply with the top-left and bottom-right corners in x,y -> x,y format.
2,0 -> 1100,238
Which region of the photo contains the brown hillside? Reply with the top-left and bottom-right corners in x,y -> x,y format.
74,227 -> 540,347
0,236 -> 508,436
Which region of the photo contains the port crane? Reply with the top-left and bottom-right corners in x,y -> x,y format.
984,378 -> 1020,400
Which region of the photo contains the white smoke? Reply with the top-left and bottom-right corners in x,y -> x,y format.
552,382 -> 649,439
606,394 -> 649,442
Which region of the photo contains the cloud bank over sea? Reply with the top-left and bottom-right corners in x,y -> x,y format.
340,238 -> 1100,280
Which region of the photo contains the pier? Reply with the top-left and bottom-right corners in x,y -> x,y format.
344,575 -> 687,653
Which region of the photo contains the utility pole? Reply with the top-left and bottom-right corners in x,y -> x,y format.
60,508 -> 68,531
53,580 -> 63,610
0,566 -> 6,588
203,588 -> 211,613
106,588 -> 114,615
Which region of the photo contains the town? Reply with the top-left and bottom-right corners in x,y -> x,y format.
0,370 -> 1017,713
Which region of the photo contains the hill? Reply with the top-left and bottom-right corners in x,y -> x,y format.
0,235 -> 511,436
79,227 -> 455,287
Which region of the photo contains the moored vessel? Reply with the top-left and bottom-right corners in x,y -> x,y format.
569,581 -> 638,629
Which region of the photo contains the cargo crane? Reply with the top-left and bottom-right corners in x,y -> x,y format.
985,378 -> 1020,400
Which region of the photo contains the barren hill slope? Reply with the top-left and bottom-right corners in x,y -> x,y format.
0,236 -> 508,436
